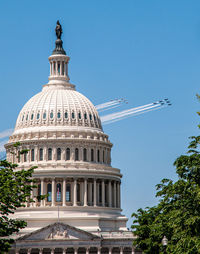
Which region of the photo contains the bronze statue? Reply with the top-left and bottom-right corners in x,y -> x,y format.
55,20 -> 62,40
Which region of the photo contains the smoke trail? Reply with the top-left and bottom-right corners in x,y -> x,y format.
0,128 -> 13,140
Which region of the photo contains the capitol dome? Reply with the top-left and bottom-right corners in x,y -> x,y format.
14,85 -> 102,135
5,23 -> 135,254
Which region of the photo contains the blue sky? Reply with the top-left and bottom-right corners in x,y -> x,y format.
1,0 -> 200,227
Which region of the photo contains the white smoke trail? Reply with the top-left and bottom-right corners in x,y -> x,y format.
102,105 -> 166,125
95,98 -> 127,111
0,128 -> 13,140
101,102 -> 161,123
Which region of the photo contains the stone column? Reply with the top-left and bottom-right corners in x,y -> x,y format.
109,248 -> 112,254
108,180 -> 112,207
97,248 -> 101,254
44,147 -> 47,161
120,247 -> 123,254
74,248 -> 78,254
102,180 -> 105,207
71,147 -> 75,161
63,249 -> 66,254
51,178 -> 55,206
86,248 -> 89,254
84,178 -> 88,206
61,148 -> 65,161
80,147 -> 83,161
30,181 -> 34,207
60,61 -> 63,76
94,179 -> 97,206
15,250 -> 20,254
39,248 -> 43,254
51,248 -> 55,254
96,182 -> 99,205
62,178 -> 66,206
119,181 -> 121,208
73,178 -> 77,206
131,248 -> 135,254
114,181 -> 117,208
40,178 -> 44,207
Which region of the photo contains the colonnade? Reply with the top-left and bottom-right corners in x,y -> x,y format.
50,60 -> 68,78
29,177 -> 121,209
9,146 -> 111,166
14,246 -> 135,254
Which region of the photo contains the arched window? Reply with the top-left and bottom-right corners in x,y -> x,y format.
78,112 -> 81,119
89,114 -> 92,120
48,148 -> 52,160
37,113 -> 40,120
65,112 -> 68,119
84,113 -> 87,120
57,148 -> 61,160
43,112 -> 46,119
17,151 -> 20,163
77,183 -> 80,202
91,149 -> 94,162
56,183 -> 61,202
37,184 -> 41,201
66,184 -> 71,202
97,149 -> 100,163
39,148 -> 43,161
47,183 -> 52,202
31,149 -> 35,161
83,148 -> 87,162
50,112 -> 53,119
26,114 -> 28,120
31,114 -> 34,120
57,112 -> 61,119
72,112 -> 75,119
66,148 -> 70,160
24,152 -> 27,162
75,148 -> 79,161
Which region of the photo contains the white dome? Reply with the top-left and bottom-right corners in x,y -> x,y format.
14,85 -> 102,134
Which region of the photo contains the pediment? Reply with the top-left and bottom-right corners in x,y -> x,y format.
18,223 -> 100,241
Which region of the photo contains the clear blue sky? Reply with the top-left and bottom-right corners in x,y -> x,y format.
1,0 -> 200,228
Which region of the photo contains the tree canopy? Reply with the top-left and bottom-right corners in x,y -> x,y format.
0,144 -> 38,252
132,96 -> 200,253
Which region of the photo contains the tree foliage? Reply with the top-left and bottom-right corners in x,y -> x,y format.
132,96 -> 200,253
0,144 -> 37,252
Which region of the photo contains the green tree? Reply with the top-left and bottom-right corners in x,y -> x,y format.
132,96 -> 200,254
0,144 -> 41,253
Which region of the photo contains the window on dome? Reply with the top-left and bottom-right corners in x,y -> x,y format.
97,149 -> 100,163
38,184 -> 41,198
39,148 -> 43,161
93,115 -> 96,121
77,183 -> 80,202
58,62 -> 60,75
57,148 -> 61,160
17,151 -> 20,163
78,112 -> 81,119
75,148 -> 79,161
91,149 -> 94,162
24,152 -> 27,162
83,148 -> 87,162
84,113 -> 87,120
31,114 -> 34,120
89,114 -> 92,120
48,148 -> 52,160
43,112 -> 46,119
57,112 -> 61,119
56,183 -> 61,202
47,183 -> 52,202
62,62 -> 64,75
66,148 -> 70,160
65,112 -> 68,119
50,112 -> 53,119
22,115 -> 24,121
72,112 -> 75,119
66,184 -> 71,202
26,114 -> 28,121
37,113 -> 40,120
31,149 -> 35,161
